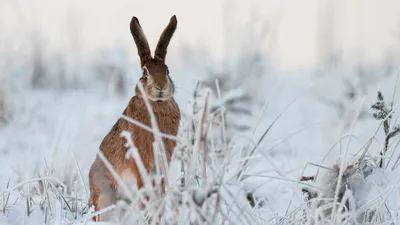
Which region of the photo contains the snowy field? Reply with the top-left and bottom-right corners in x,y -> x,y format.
2,63 -> 400,224
1,1 -> 400,224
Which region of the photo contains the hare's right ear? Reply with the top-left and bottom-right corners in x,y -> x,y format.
130,16 -> 152,67
154,15 -> 177,62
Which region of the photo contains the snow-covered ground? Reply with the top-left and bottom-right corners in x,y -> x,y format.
1,1 -> 400,223
1,59 -> 400,224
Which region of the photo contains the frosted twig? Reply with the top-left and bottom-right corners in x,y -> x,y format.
332,96 -> 365,218
121,131 -> 153,193
121,114 -> 179,141
0,176 -> 67,196
136,82 -> 170,187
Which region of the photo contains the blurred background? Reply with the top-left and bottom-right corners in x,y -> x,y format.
2,0 -> 399,82
0,0 -> 400,221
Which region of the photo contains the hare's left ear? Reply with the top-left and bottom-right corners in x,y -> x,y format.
130,16 -> 152,67
154,15 -> 177,62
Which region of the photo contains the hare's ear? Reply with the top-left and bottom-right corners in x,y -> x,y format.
130,16 -> 152,67
154,15 -> 177,62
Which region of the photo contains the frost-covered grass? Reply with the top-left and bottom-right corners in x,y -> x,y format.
1,0 -> 400,223
1,66 -> 400,224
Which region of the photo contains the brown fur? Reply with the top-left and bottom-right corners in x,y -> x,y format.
88,15 -> 180,222
154,15 -> 177,62
130,16 -> 151,67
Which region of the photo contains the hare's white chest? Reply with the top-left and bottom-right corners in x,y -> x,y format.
120,170 -> 137,185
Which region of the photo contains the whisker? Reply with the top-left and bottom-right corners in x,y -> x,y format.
174,86 -> 193,94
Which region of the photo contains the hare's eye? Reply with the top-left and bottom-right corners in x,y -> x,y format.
142,69 -> 147,76
165,67 -> 169,75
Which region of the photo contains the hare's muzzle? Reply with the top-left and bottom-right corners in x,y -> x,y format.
150,84 -> 172,101
142,78 -> 173,102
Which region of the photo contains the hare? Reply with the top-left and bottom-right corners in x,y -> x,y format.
88,15 -> 180,221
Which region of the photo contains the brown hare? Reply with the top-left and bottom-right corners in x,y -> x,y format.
88,15 -> 180,221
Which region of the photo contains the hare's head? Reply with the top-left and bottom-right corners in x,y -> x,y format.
130,16 -> 177,102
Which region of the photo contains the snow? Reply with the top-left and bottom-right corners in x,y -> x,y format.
1,67 -> 400,224
1,4 -> 400,224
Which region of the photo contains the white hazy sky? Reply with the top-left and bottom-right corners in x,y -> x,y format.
1,0 -> 399,71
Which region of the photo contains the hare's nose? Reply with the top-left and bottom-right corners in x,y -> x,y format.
155,86 -> 166,91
